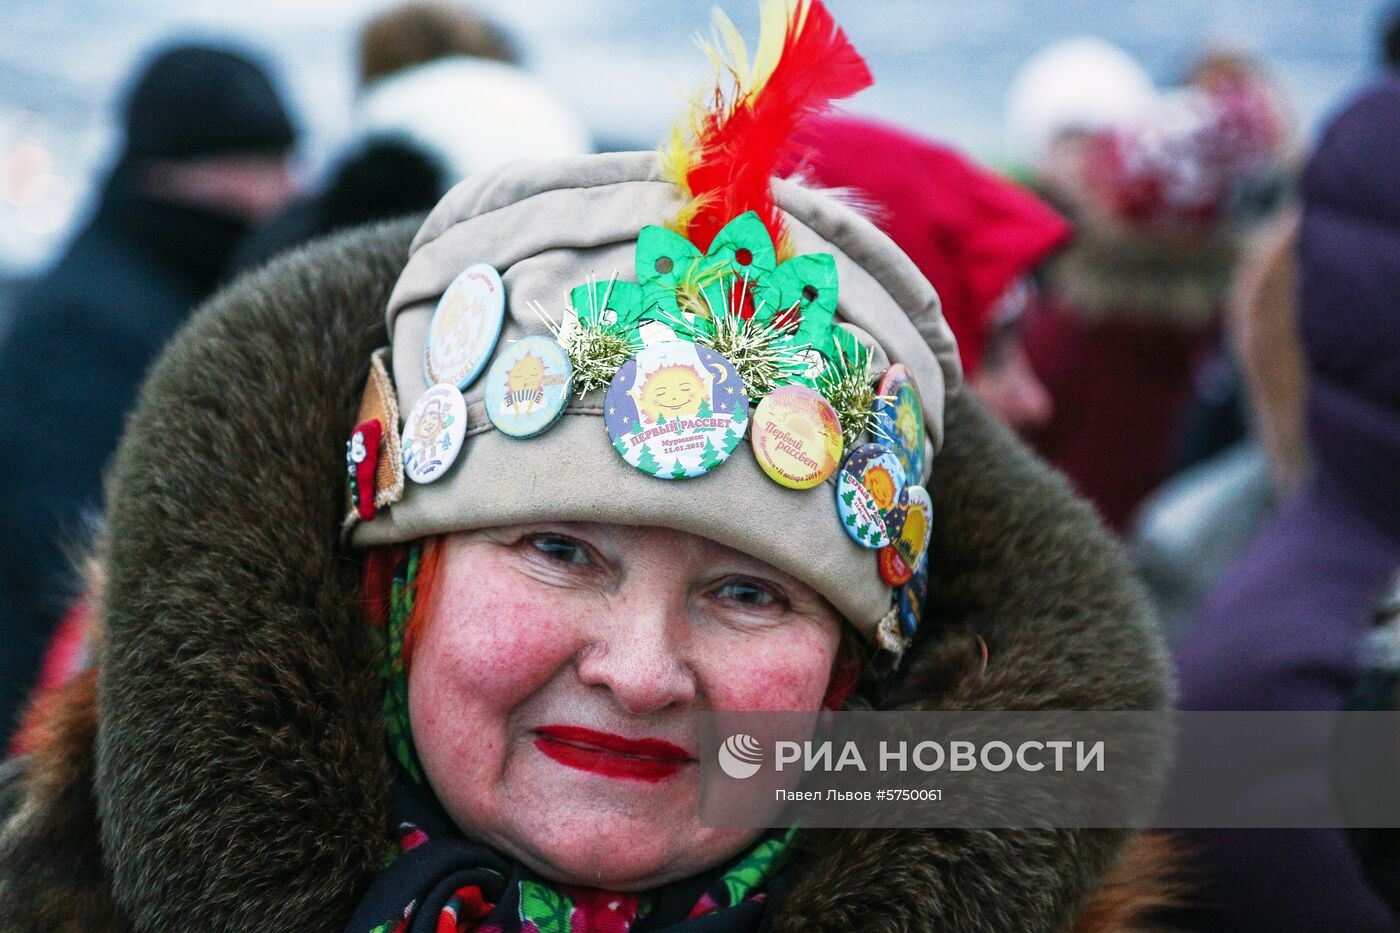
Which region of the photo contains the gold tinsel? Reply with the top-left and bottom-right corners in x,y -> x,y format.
684,282 -> 808,400
529,300 -> 641,397
818,339 -> 881,454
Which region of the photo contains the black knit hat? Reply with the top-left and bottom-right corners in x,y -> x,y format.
122,44 -> 298,161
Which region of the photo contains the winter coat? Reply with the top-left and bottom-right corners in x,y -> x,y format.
1020,217 -> 1238,532
0,165 -> 249,746
1168,76 -> 1400,932
0,216 -> 1174,932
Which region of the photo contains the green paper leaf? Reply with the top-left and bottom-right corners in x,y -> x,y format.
766,252 -> 839,360
706,211 -> 778,289
569,279 -> 644,330
636,225 -> 705,317
831,325 -> 870,373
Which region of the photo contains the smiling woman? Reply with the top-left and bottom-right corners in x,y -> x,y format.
0,1 -> 1172,931
398,525 -> 844,891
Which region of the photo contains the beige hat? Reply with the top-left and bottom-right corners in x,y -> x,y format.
346,2 -> 962,653
348,150 -> 961,647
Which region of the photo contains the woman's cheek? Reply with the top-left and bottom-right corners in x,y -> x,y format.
702,628 -> 837,712
427,575 -> 583,706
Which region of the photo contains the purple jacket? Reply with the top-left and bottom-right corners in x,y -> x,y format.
1170,76 -> 1400,931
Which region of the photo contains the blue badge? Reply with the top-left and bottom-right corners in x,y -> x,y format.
483,336 -> 574,438
835,442 -> 907,549
873,363 -> 925,483
603,341 -> 749,479
842,442 -> 908,526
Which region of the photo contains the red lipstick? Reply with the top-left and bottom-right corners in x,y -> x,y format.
533,725 -> 693,782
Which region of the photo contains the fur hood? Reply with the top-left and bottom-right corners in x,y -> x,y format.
0,218 -> 1175,932
1044,223 -> 1239,328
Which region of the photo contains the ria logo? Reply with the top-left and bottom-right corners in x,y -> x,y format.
718,733 -> 763,779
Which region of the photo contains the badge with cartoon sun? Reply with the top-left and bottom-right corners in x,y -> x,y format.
603,341 -> 749,479
484,336 -> 574,438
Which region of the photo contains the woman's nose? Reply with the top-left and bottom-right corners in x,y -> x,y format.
574,604 -> 697,715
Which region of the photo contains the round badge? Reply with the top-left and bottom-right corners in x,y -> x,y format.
873,364 -> 926,483
483,336 -> 573,438
879,545 -> 914,586
897,555 -> 930,637
423,263 -> 506,390
842,442 -> 908,525
835,441 -> 907,549
401,384 -> 468,484
750,384 -> 842,489
897,584 -> 920,637
878,485 -> 933,585
603,341 -> 750,479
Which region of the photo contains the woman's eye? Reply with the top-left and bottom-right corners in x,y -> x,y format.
530,535 -> 592,565
713,580 -> 781,607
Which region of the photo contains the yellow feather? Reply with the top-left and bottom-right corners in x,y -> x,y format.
698,7 -> 751,84
661,0 -> 811,239
751,0 -> 804,94
658,123 -> 694,190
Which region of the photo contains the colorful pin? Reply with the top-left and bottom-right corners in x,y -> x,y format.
873,363 -> 926,483
878,485 -> 933,586
424,263 -> 506,390
835,441 -> 907,549
347,419 -> 383,521
750,384 -> 842,490
842,443 -> 908,524
604,341 -> 749,479
483,336 -> 573,438
401,384 -> 468,484
897,555 -> 929,638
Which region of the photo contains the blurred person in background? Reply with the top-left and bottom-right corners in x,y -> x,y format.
1131,208 -> 1308,641
0,43 -> 297,747
1007,42 -> 1287,531
1168,74 -> 1400,932
233,1 -> 591,273
357,0 -> 516,79
788,114 -> 1070,432
1003,37 -> 1156,209
1169,49 -> 1298,473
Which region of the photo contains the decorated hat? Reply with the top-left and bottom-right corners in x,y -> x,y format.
344,0 -> 962,657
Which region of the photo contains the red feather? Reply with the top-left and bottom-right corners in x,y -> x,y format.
684,0 -> 872,252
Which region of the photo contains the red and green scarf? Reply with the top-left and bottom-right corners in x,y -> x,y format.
348,548 -> 798,933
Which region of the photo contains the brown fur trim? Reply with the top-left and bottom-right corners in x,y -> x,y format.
0,217 -> 1171,932
772,395 -> 1173,932
0,669 -> 128,932
1046,226 -> 1237,327
1071,833 -> 1184,933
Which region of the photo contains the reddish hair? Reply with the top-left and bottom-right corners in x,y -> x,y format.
361,537 -> 446,677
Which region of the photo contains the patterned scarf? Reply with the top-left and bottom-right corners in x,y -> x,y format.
347,547 -> 799,933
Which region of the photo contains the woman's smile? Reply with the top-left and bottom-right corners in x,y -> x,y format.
532,725 -> 695,782
408,523 -> 843,888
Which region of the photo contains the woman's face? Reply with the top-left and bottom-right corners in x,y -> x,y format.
409,522 -> 844,891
